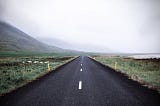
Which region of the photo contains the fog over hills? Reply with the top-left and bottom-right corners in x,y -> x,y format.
1,0 -> 159,53
0,22 -> 66,53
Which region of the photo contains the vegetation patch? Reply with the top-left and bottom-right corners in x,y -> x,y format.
92,56 -> 160,92
0,55 -> 75,95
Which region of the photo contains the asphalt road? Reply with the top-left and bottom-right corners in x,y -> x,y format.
0,56 -> 160,106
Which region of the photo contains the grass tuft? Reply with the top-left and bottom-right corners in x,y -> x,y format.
93,56 -> 160,91
0,56 -> 75,95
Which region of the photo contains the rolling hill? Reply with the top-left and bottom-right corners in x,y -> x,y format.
0,22 -> 66,53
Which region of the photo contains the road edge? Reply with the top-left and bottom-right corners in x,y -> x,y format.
0,56 -> 79,96
88,56 -> 160,94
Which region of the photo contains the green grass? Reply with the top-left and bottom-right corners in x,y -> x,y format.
93,56 -> 160,91
0,55 -> 75,95
0,52 -> 70,57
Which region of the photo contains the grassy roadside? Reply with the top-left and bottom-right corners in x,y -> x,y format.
0,55 -> 76,95
92,56 -> 160,92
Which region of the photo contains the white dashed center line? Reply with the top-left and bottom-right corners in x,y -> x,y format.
79,81 -> 82,89
80,68 -> 82,72
81,64 -> 82,66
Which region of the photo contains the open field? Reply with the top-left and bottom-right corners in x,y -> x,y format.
92,56 -> 160,92
0,55 -> 75,95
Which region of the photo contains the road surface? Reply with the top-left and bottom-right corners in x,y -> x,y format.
0,56 -> 160,106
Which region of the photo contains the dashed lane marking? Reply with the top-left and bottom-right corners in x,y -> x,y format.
79,81 -> 82,89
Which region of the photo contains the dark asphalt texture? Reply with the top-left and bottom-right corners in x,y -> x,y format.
0,56 -> 160,106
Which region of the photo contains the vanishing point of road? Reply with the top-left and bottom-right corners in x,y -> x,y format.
0,56 -> 160,106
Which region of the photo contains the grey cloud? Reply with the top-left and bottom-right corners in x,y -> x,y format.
0,0 -> 160,53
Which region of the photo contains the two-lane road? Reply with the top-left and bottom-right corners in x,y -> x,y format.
0,56 -> 160,106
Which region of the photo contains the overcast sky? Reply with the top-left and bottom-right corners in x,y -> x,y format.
0,0 -> 160,53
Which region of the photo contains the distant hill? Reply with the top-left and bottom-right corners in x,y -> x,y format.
0,22 -> 67,53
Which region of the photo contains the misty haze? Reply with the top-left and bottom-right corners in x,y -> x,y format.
0,0 -> 160,106
0,0 -> 160,53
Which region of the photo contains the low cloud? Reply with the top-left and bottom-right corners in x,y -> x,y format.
0,0 -> 160,53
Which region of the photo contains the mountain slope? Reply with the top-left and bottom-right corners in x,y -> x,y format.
0,22 -> 64,53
